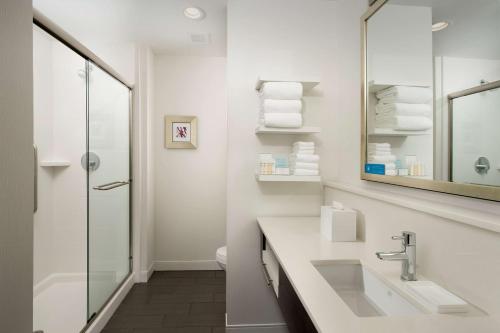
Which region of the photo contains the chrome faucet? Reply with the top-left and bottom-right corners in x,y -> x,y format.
376,231 -> 417,281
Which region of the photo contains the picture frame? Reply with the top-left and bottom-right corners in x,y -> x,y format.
165,116 -> 198,149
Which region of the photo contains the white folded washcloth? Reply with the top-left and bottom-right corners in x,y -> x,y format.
293,162 -> 319,170
291,154 -> 320,163
260,82 -> 303,100
376,86 -> 432,104
261,99 -> 302,114
368,143 -> 390,149
385,169 -> 397,176
264,113 -> 302,128
375,115 -> 433,131
376,102 -> 431,117
293,169 -> 319,176
368,150 -> 391,156
293,149 -> 315,155
385,163 -> 396,171
293,141 -> 315,147
368,155 -> 396,163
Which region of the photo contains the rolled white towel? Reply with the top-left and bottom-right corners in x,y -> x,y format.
293,169 -> 319,176
293,162 -> 319,170
376,86 -> 432,104
368,155 -> 396,163
291,154 -> 320,163
262,99 -> 302,113
260,82 -> 303,100
264,113 -> 302,128
375,115 -> 433,131
376,102 -> 431,117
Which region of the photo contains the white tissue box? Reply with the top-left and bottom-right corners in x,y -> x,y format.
321,206 -> 357,242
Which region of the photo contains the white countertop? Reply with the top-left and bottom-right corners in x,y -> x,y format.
257,217 -> 500,333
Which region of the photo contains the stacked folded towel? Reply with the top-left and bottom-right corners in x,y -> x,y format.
367,143 -> 396,175
259,82 -> 303,128
290,142 -> 319,176
374,86 -> 433,131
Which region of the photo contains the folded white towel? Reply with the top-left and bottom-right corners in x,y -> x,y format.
293,162 -> 319,170
262,99 -> 302,114
264,113 -> 303,128
368,143 -> 390,149
375,115 -> 433,131
293,141 -> 315,148
376,86 -> 432,104
293,149 -> 315,155
260,82 -> 303,100
376,102 -> 431,117
291,154 -> 320,163
368,155 -> 396,163
385,163 -> 396,171
385,169 -> 397,176
368,150 -> 391,156
293,169 -> 319,176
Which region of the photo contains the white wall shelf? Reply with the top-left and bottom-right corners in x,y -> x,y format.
256,174 -> 321,183
40,160 -> 71,167
255,77 -> 320,91
368,81 -> 431,93
368,128 -> 432,137
255,126 -> 321,134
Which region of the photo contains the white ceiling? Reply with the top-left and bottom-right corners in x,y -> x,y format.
34,0 -> 228,56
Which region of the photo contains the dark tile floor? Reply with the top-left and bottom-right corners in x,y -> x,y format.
102,271 -> 226,333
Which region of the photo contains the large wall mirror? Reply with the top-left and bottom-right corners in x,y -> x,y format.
361,0 -> 500,201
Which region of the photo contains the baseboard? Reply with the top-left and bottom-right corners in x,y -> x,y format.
33,272 -> 86,297
154,260 -> 222,271
226,314 -> 288,333
138,262 -> 155,282
225,323 -> 288,333
85,273 -> 135,333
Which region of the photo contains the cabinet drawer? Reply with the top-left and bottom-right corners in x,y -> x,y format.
262,248 -> 279,296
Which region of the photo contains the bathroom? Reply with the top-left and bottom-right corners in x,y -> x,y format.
1,0 -> 500,333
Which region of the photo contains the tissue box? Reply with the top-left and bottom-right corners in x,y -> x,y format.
321,206 -> 357,242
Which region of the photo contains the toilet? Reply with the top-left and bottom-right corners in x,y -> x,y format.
216,246 -> 227,270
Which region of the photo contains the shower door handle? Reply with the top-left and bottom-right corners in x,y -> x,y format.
34,145 -> 38,213
93,180 -> 130,191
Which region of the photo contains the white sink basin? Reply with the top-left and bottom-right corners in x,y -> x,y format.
312,260 -> 422,317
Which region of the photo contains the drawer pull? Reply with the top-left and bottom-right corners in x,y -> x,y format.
262,263 -> 273,286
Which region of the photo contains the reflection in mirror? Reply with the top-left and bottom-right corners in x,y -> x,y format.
364,0 -> 500,190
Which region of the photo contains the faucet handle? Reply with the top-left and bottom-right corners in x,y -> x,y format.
391,231 -> 416,246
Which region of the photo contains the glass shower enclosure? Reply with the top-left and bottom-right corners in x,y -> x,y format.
33,24 -> 131,333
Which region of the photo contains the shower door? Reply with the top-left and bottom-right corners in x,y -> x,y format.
87,62 -> 131,320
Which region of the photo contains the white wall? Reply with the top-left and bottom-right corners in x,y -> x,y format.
133,46 -> 156,282
323,0 -> 500,317
226,0 -> 339,327
153,55 -> 227,270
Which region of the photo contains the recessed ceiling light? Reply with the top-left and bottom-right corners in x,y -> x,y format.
432,21 -> 449,32
184,7 -> 205,20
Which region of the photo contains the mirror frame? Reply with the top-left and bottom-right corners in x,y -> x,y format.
360,0 -> 500,202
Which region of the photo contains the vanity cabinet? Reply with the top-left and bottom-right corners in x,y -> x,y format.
261,234 -> 318,333
278,266 -> 318,333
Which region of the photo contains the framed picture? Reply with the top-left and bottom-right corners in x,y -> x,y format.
165,116 -> 198,149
